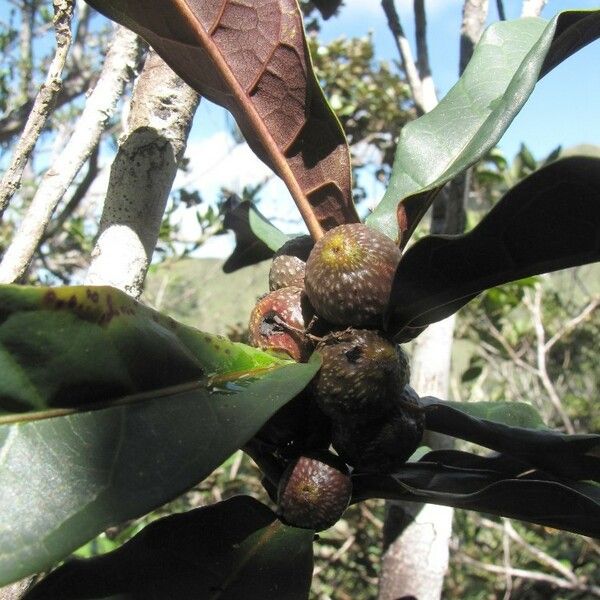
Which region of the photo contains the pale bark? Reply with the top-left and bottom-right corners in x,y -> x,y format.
521,0 -> 547,18
0,576 -> 38,600
460,0 -> 489,73
85,50 -> 200,298
413,0 -> 437,113
0,0 -> 74,217
378,318 -> 456,600
381,0 -> 429,115
379,1 -> 488,598
0,25 -> 142,283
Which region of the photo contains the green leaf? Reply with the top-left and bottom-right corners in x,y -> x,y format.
438,400 -> 546,430
420,396 -> 600,482
0,355 -> 319,586
222,200 -> 294,273
386,157 -> 600,340
352,464 -> 600,537
0,284 -> 287,413
24,496 -> 314,600
367,10 -> 600,243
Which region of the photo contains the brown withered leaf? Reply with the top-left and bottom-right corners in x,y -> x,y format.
85,0 -> 359,238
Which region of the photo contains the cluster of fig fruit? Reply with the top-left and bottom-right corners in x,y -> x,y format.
247,223 -> 424,531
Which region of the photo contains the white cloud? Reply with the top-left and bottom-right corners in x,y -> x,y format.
172,130 -> 305,257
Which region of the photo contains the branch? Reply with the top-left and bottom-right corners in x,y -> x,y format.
413,0 -> 437,112
381,0 -> 427,115
0,69 -> 96,143
524,284 -> 575,433
0,25 -> 143,284
521,0 -> 547,17
41,143 -> 100,242
460,0 -> 489,74
454,551 -> 600,596
478,517 -> 581,584
84,50 -> 200,298
496,0 -> 506,20
0,0 -> 74,217
545,296 -> 599,352
0,575 -> 39,600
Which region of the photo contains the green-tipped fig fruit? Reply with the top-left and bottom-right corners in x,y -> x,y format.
269,235 -> 314,291
277,452 -> 352,531
248,287 -> 314,362
312,328 -> 409,420
304,223 -> 401,327
332,386 -> 425,473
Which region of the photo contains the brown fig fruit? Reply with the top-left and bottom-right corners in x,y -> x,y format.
332,386 -> 425,473
277,452 -> 352,531
312,328 -> 409,420
269,235 -> 314,291
248,287 -> 314,362
304,223 -> 401,327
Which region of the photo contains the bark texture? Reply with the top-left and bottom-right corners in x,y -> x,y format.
0,25 -> 142,283
85,50 -> 200,298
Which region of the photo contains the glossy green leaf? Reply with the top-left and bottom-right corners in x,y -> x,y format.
222,200 -> 293,273
24,496 -> 314,600
367,10 -> 600,243
352,464 -> 600,537
387,157 -> 600,340
0,354 -> 320,585
0,284 -> 287,413
421,396 -> 600,481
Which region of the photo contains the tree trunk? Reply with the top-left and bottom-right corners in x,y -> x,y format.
85,50 -> 200,297
378,2 -> 487,597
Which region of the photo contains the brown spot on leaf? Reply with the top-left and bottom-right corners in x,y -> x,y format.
43,290 -> 57,306
86,289 -> 100,303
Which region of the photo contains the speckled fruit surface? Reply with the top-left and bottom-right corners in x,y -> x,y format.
269,235 -> 314,291
277,453 -> 352,531
332,386 -> 425,473
248,287 -> 314,362
312,328 -> 409,420
304,223 -> 401,327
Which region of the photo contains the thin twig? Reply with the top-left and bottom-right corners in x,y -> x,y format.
41,143 -> 99,242
455,551 -> 600,596
412,0 -> 438,113
0,0 -> 74,217
545,297 -> 599,352
524,285 -> 575,433
496,0 -> 506,20
0,25 -> 143,284
381,0 -> 427,114
313,535 -> 356,576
